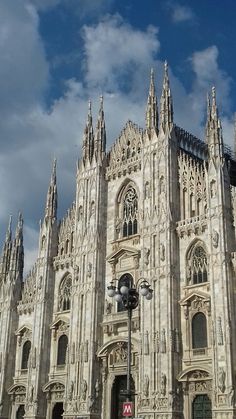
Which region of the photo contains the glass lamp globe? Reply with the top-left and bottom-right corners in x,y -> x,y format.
145,289 -> 153,300
140,284 -> 149,296
120,285 -> 129,295
114,292 -> 123,302
107,285 -> 116,297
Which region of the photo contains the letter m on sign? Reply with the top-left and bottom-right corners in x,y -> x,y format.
123,402 -> 133,417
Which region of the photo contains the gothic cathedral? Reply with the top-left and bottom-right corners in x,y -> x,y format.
0,63 -> 236,419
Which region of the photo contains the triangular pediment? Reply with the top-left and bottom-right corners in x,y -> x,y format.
15,324 -> 32,336
107,246 -> 140,264
50,318 -> 69,329
179,290 -> 210,306
107,121 -> 143,175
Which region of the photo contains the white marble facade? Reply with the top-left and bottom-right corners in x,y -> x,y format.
0,64 -> 236,419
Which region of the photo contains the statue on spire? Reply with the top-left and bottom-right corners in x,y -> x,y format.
45,159 -> 57,221
83,100 -> 94,163
95,95 -> 106,161
206,87 -> 224,161
160,61 -> 173,133
145,68 -> 158,132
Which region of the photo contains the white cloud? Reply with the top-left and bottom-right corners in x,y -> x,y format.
167,2 -> 195,23
82,15 -> 160,93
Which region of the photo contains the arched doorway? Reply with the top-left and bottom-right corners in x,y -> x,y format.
52,402 -> 64,419
192,394 -> 212,419
111,375 -> 135,419
16,405 -> 25,419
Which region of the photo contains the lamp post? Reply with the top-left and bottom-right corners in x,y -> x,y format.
107,278 -> 153,402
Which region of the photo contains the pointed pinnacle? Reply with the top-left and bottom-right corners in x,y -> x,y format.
17,212 -> 23,228
5,215 -> 12,241
88,99 -> 92,116
51,158 -> 57,183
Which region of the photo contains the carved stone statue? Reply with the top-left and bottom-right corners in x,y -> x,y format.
144,248 -> 150,265
81,379 -> 87,400
95,379 -> 100,398
160,373 -> 167,396
143,374 -> 149,397
115,216 -> 122,234
87,262 -> 92,278
29,385 -> 34,403
105,299 -> 112,315
160,328 -> 166,353
212,230 -> 219,248
160,243 -> 165,261
217,316 -> 224,345
68,380 -> 74,401
218,367 -> 226,393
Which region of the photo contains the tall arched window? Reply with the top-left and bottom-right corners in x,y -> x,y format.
58,276 -> 72,311
192,312 -> 207,349
187,244 -> 208,284
117,274 -> 133,312
21,340 -> 31,369
122,187 -> 138,237
57,335 -> 68,365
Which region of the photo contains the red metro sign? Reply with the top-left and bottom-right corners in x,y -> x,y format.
123,401 -> 133,417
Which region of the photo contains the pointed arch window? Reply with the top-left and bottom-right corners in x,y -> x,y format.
57,334 -> 68,365
21,340 -> 31,370
58,276 -> 72,311
188,244 -> 208,284
122,187 -> 138,237
192,312 -> 208,349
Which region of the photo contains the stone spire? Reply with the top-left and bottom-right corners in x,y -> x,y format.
10,212 -> 24,278
160,61 -> 173,133
95,95 -> 106,160
82,100 -> 94,163
0,216 -> 12,275
45,159 -> 57,221
145,68 -> 158,132
206,87 -> 224,160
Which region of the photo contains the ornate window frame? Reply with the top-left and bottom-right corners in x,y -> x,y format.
115,181 -> 139,240
58,275 -> 72,312
186,241 -> 208,286
180,292 -> 211,358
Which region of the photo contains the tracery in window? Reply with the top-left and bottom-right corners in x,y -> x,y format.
192,312 -> 207,349
58,276 -> 72,311
21,340 -> 31,369
122,187 -> 138,237
187,244 -> 208,284
57,334 -> 68,365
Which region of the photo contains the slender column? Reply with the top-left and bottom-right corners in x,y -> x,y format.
127,307 -> 132,402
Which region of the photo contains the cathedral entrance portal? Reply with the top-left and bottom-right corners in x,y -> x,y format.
52,402 -> 64,419
110,375 -> 135,419
192,394 -> 212,419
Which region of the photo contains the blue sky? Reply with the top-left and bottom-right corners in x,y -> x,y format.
0,0 -> 236,271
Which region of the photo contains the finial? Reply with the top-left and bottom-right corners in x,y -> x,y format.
164,60 -> 168,73
5,215 -> 12,241
150,67 -> 154,79
88,100 -> 92,115
17,212 -> 23,228
52,158 -> 57,183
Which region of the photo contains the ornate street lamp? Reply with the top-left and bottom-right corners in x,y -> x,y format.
107,277 -> 153,402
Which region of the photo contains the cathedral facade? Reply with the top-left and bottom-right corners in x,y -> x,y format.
0,63 -> 236,419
